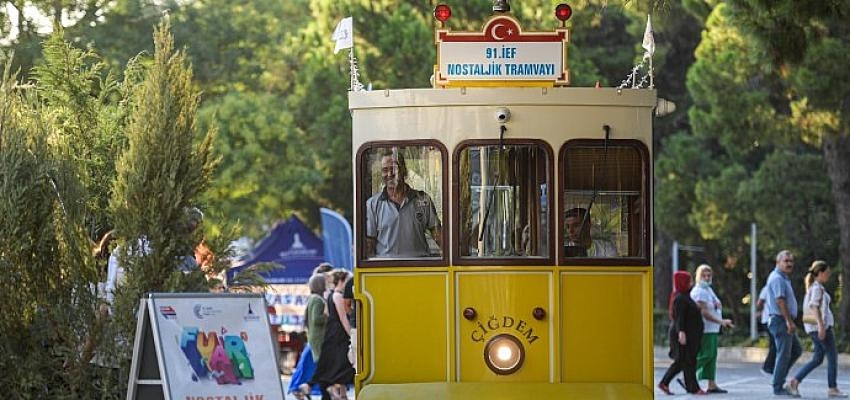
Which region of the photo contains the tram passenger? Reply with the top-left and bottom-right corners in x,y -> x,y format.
365,149 -> 441,258
691,264 -> 733,394
658,270 -> 704,395
563,207 -> 616,257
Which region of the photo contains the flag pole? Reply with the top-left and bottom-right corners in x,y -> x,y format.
649,56 -> 654,89
643,14 -> 655,89
349,47 -> 364,92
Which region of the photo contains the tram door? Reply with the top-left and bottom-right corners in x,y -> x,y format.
453,140 -> 554,381
456,272 -> 551,381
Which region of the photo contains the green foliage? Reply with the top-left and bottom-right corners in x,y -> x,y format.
0,45 -> 115,397
657,2 -> 839,328
691,163 -> 749,243
686,4 -> 783,159
724,0 -> 850,329
33,32 -> 127,239
568,4 -> 642,86
741,152 -> 839,263
170,0 -> 302,96
793,38 -> 850,119
197,92 -> 322,238
109,18 -> 217,343
655,132 -> 720,240
64,0 -> 173,74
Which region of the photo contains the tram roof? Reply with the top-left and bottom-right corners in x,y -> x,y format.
349,86 -> 656,151
349,87 -> 656,110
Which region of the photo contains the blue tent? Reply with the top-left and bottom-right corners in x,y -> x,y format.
227,215 -> 325,284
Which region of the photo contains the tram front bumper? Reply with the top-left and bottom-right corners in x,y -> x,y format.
356,382 -> 653,400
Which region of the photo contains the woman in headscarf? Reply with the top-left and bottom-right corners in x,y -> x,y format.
290,273 -> 329,400
658,270 -> 705,395
691,264 -> 733,393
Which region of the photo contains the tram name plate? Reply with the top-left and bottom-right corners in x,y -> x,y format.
435,15 -> 569,86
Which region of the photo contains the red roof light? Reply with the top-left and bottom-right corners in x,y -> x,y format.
555,4 -> 572,22
434,4 -> 452,23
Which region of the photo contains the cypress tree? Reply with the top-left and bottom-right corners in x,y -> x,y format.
108,19 -> 217,384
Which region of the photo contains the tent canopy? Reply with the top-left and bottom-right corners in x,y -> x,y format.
227,215 -> 325,284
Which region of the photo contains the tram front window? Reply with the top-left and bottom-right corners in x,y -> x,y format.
561,141 -> 648,261
361,144 -> 444,260
457,142 -> 551,261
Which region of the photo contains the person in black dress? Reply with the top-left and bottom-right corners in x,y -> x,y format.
310,269 -> 355,400
659,270 -> 705,395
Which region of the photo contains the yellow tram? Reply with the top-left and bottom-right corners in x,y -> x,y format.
349,3 -> 656,399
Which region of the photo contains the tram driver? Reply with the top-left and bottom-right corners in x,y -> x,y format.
564,207 -> 617,257
365,149 -> 441,258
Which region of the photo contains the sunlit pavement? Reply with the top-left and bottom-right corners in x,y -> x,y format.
278,347 -> 850,400
654,346 -> 850,399
279,376 -> 355,400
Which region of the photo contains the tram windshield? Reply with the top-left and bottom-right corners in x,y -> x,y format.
457,142 -> 551,262
360,144 -> 445,260
561,141 -> 648,260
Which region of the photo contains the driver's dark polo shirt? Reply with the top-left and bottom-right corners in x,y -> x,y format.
365,186 -> 439,257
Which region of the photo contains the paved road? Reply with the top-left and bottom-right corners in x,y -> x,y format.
280,347 -> 850,399
654,346 -> 850,399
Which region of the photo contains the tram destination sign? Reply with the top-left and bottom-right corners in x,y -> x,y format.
435,15 -> 569,87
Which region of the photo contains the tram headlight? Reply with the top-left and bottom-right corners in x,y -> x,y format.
484,334 -> 524,375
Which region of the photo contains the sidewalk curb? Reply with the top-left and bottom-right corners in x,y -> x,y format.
655,346 -> 850,367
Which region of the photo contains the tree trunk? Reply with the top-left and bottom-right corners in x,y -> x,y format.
823,133 -> 850,329
655,233 -> 673,310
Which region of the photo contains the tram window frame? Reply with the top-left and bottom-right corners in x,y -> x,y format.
452,139 -> 555,266
558,139 -> 650,266
356,140 -> 449,267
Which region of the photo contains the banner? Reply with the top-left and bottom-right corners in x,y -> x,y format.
320,207 -> 353,270
265,284 -> 311,332
148,294 -> 285,400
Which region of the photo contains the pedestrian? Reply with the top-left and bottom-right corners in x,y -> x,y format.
290,273 -> 329,400
310,269 -> 355,400
765,250 -> 803,396
287,262 -> 333,399
786,260 -> 848,398
658,270 -> 705,395
343,275 -> 357,371
691,264 -> 733,393
757,284 -> 776,375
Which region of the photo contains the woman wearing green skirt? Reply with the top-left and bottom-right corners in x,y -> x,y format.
691,264 -> 734,394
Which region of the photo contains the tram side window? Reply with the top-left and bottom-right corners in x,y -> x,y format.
362,145 -> 444,260
458,143 -> 550,259
562,143 -> 646,259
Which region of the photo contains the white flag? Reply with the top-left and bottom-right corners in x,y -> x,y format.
642,15 -> 655,57
333,17 -> 353,54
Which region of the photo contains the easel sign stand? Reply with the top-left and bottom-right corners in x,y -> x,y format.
126,293 -> 286,400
